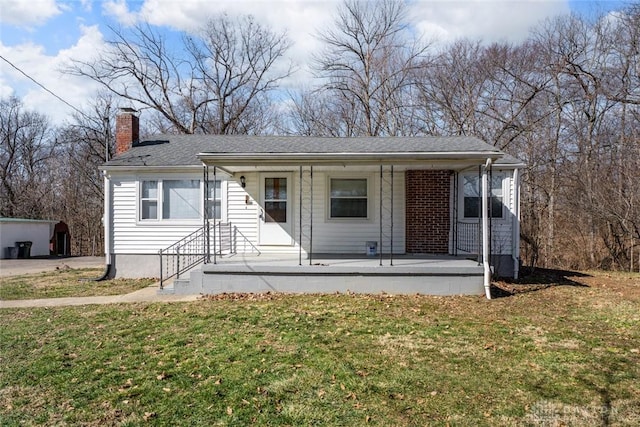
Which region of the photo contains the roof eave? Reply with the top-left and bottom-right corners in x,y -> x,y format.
197,151 -> 503,166
100,164 -> 203,172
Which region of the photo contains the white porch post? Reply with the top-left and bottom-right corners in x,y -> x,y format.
203,164 -> 209,264
512,168 -> 521,280
482,158 -> 492,299
212,166 -> 217,264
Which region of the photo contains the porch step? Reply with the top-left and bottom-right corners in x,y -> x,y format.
157,278 -> 191,295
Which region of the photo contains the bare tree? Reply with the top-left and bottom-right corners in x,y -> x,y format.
312,0 -> 428,136
0,96 -> 59,218
186,14 -> 293,134
415,39 -> 487,137
65,15 -> 292,135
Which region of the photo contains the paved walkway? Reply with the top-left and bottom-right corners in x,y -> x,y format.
0,256 -> 200,308
0,285 -> 200,309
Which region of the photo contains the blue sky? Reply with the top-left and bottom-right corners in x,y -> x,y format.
0,0 -> 631,125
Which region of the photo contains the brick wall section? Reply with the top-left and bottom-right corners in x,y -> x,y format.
115,112 -> 139,155
405,170 -> 451,253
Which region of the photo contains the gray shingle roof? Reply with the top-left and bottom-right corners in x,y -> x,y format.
104,134 -> 518,168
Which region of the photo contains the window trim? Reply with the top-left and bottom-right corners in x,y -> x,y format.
206,180 -> 224,221
458,172 -> 506,221
326,174 -> 372,221
137,177 -> 226,224
140,180 -> 159,220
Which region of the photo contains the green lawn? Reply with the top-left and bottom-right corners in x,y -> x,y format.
1,271 -> 639,426
0,268 -> 155,300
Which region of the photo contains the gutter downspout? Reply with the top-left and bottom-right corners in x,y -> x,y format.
482,158 -> 492,299
512,168 -> 521,280
96,170 -> 113,280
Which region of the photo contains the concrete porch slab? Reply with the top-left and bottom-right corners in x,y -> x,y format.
171,254 -> 484,296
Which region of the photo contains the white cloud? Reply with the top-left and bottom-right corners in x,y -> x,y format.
0,0 -> 62,27
103,0 -> 138,26
410,0 -> 570,45
0,25 -> 106,124
79,0 -> 93,12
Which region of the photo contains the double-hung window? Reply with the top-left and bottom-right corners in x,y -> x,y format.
462,174 -> 504,219
141,181 -> 159,220
329,178 -> 368,219
206,180 -> 222,220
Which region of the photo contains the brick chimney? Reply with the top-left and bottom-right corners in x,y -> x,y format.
115,108 -> 139,155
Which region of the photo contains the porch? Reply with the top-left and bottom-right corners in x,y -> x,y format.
163,253 -> 484,296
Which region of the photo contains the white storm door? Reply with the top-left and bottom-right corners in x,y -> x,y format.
259,174 -> 293,245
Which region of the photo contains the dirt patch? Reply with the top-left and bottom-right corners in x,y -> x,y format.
493,268 -> 640,300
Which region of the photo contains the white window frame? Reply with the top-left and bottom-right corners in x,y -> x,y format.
137,177 -> 226,224
459,172 -> 506,221
326,175 -> 372,221
206,180 -> 225,221
140,180 -> 159,220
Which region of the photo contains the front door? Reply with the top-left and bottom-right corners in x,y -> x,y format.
259,174 -> 293,245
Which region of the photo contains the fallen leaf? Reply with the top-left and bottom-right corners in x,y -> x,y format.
226,406 -> 233,415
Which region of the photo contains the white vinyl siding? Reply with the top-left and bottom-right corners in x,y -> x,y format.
227,173 -> 259,247
311,170 -> 405,254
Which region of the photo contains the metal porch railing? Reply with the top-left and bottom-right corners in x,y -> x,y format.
159,222 -> 260,288
455,221 -> 482,257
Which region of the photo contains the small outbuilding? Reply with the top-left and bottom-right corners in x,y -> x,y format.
0,218 -> 57,259
50,221 -> 71,256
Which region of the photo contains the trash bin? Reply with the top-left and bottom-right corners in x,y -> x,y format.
5,247 -> 18,259
366,241 -> 377,256
16,241 -> 32,259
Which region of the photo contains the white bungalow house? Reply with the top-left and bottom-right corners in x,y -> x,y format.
101,110 -> 524,298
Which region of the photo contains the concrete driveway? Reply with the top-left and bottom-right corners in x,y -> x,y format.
0,256 -> 105,277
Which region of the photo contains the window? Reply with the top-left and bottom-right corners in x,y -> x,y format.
139,179 -> 224,221
329,178 -> 368,218
264,177 -> 287,223
141,181 -> 158,219
462,174 -> 504,219
163,180 -> 200,219
206,180 -> 222,220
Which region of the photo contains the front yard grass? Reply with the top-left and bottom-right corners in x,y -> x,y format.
0,268 -> 155,300
1,271 -> 639,425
